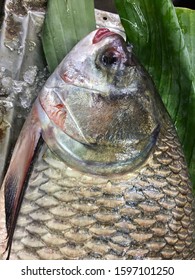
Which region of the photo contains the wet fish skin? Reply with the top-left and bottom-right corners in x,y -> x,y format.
0,28 -> 194,259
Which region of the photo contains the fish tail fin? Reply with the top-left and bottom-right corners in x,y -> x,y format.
0,104 -> 41,258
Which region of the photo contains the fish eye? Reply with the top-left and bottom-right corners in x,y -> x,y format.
101,52 -> 118,66
100,48 -> 120,67
95,47 -> 121,70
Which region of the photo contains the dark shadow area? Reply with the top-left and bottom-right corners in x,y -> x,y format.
0,0 -> 5,17
173,0 -> 195,9
94,0 -> 195,13
94,0 -> 117,13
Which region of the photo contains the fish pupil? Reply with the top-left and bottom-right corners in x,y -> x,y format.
102,53 -> 118,66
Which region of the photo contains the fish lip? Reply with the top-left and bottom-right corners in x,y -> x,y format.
92,28 -> 117,44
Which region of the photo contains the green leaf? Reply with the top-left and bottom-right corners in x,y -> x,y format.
176,7 -> 195,186
115,0 -> 195,187
42,0 -> 96,73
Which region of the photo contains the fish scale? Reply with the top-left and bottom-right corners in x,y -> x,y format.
9,120 -> 195,260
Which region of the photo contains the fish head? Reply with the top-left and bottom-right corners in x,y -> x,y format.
59,28 -> 136,96
39,28 -> 162,174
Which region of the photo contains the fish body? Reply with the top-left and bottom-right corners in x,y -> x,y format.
0,28 -> 194,259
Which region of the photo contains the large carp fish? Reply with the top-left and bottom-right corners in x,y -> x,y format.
0,28 -> 194,259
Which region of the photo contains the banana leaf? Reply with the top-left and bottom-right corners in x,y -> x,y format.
115,0 -> 195,188
42,0 -> 96,72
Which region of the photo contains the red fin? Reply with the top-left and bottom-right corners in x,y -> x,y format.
0,103 -> 41,258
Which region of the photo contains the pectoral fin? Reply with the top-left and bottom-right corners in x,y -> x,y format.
0,102 -> 41,258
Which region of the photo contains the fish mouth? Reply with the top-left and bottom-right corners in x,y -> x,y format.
92,28 -> 116,44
